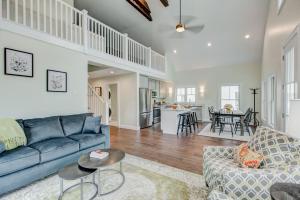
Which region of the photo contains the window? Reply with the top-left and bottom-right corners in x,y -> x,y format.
285,47 -> 297,116
267,76 -> 276,127
221,85 -> 240,110
176,88 -> 185,103
186,88 -> 196,103
261,80 -> 267,121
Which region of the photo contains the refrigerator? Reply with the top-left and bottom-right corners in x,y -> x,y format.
139,88 -> 152,128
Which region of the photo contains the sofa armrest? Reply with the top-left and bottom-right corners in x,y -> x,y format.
223,165 -> 300,200
207,190 -> 234,200
203,146 -> 235,160
100,124 -> 110,148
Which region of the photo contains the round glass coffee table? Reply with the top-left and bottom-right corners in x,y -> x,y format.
78,149 -> 125,196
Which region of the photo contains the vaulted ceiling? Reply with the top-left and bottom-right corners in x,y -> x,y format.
74,0 -> 270,71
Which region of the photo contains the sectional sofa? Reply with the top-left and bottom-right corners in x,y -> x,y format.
0,113 -> 110,196
204,126 -> 300,200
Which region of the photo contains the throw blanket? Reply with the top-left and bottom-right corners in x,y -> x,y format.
0,118 -> 27,150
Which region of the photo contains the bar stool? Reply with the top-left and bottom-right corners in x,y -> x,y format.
177,112 -> 192,136
191,112 -> 199,129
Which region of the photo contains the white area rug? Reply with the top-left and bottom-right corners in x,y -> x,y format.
1,154 -> 208,200
198,124 -> 252,142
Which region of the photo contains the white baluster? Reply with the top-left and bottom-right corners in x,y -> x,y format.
65,5 -> 68,40
22,0 -> 25,25
7,0 -> 10,20
74,11 -> 77,44
0,0 -> 2,19
43,0 -> 46,32
15,0 -> 18,23
50,0 -> 52,34
37,0 -> 40,30
55,0 -> 58,36
70,8 -> 73,42
60,2 -> 63,38
30,0 -> 33,28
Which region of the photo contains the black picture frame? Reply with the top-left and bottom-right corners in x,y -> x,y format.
95,86 -> 102,96
47,70 -> 67,92
4,48 -> 34,77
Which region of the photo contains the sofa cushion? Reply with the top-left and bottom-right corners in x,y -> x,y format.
0,142 -> 5,154
68,133 -> 105,150
24,116 -> 65,145
30,138 -> 79,163
82,116 -> 101,134
0,146 -> 40,176
204,157 -> 239,190
60,114 -> 87,136
248,126 -> 296,168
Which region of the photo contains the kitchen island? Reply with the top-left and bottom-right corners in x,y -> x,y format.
161,106 -> 203,134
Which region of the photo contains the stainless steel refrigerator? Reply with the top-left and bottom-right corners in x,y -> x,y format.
139,88 -> 152,128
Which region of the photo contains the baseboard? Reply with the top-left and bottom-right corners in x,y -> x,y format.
119,124 -> 140,131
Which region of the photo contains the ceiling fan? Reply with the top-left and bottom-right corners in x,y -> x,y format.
175,0 -> 204,34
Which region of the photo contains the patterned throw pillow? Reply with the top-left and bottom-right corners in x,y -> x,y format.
235,143 -> 263,168
248,126 -> 296,168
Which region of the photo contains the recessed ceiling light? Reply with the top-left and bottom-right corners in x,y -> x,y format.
245,34 -> 250,39
109,71 -> 115,74
173,50 -> 177,54
207,42 -> 212,47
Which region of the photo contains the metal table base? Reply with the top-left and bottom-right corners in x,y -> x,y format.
59,174 -> 98,200
98,161 -> 125,196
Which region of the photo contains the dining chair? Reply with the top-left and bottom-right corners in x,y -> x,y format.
219,112 -> 235,136
208,106 -> 221,131
234,108 -> 253,135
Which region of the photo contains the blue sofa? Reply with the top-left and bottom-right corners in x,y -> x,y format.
0,113 -> 110,196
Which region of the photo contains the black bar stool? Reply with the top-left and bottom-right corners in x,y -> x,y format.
191,111 -> 199,130
177,112 -> 192,136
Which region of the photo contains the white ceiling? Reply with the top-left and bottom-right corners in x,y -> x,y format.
75,0 -> 270,71
88,65 -> 131,79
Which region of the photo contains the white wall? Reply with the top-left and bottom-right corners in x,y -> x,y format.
262,0 -> 300,130
0,30 -> 88,119
174,64 -> 261,121
109,84 -> 118,121
90,73 -> 138,129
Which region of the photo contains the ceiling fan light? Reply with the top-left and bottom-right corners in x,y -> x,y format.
176,24 -> 185,32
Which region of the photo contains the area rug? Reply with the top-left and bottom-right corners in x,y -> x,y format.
198,124 -> 252,142
1,154 -> 208,200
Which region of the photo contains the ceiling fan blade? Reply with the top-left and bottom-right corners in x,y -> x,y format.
173,15 -> 197,24
157,24 -> 174,32
186,25 -> 205,34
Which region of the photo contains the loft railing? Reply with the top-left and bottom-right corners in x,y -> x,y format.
0,0 -> 166,73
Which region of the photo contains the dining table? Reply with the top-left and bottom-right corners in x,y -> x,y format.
211,109 -> 246,136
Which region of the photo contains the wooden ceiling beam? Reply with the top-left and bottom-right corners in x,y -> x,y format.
160,0 -> 169,7
127,0 -> 152,21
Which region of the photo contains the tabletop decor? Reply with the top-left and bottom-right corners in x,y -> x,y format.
4,48 -> 33,77
47,70 -> 67,92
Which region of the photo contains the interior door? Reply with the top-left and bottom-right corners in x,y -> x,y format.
283,35 -> 298,131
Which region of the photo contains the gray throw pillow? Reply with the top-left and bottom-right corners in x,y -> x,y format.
0,142 -> 5,154
24,116 -> 65,145
82,116 -> 101,134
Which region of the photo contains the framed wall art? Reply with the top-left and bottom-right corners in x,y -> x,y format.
4,48 -> 33,77
47,70 -> 67,92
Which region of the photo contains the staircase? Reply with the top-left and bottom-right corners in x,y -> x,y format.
88,84 -> 109,124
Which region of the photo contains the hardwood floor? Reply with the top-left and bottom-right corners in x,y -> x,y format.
110,122 -> 242,175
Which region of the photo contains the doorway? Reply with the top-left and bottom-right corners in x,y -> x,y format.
108,83 -> 120,127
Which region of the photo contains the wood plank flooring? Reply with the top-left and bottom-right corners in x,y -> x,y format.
110,123 -> 242,175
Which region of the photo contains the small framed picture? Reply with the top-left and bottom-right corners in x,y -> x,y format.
4,48 -> 34,77
95,87 -> 102,96
47,70 -> 67,92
